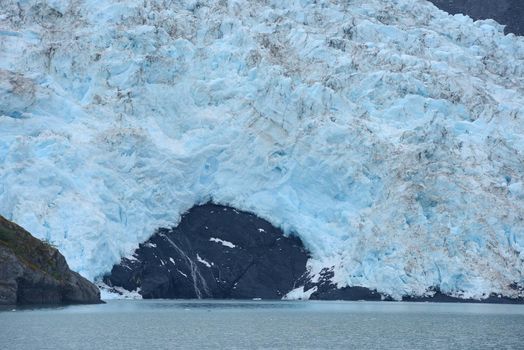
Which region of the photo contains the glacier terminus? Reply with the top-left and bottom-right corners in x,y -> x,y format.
0,0 -> 523,301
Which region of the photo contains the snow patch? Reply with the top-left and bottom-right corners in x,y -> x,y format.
126,254 -> 138,262
209,237 -> 236,248
97,282 -> 142,300
196,254 -> 212,268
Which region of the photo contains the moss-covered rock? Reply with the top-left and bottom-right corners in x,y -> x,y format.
0,215 -> 102,305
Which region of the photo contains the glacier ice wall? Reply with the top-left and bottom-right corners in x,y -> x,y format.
0,0 -> 523,299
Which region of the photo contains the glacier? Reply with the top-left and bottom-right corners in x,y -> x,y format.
0,0 -> 523,300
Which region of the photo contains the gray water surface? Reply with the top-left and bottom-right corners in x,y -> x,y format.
1,300 -> 524,349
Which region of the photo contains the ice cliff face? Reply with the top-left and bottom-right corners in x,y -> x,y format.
0,0 -> 523,300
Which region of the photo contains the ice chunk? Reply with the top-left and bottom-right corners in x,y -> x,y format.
283,286 -> 318,301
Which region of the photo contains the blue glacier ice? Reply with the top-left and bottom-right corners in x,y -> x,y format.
0,0 -> 523,300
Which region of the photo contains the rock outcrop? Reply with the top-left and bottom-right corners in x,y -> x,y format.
429,0 -> 523,35
104,204 -> 309,299
0,215 -> 102,305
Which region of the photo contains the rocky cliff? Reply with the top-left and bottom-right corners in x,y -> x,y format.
429,0 -> 523,35
104,204 -> 309,299
0,215 -> 101,305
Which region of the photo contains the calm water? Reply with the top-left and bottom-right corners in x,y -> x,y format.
1,300 -> 524,349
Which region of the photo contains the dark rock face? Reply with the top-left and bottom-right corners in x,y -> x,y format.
428,0 -> 523,35
104,203 -> 309,299
298,267 -> 387,301
0,215 -> 102,305
403,291 -> 524,304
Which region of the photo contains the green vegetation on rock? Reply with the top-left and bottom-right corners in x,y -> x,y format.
0,215 -> 102,305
